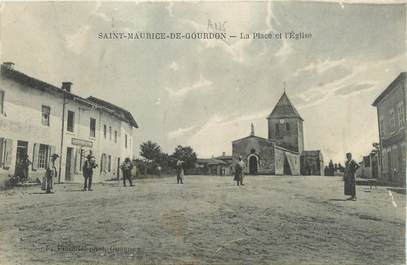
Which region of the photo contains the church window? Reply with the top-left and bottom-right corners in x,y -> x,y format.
286,123 -> 290,131
276,124 -> 280,136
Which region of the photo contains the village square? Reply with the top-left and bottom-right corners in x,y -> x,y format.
0,60 -> 405,265
0,1 -> 406,265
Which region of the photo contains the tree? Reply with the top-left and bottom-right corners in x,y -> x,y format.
171,145 -> 197,169
140,141 -> 161,163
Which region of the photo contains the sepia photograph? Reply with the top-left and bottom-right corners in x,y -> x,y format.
0,1 -> 405,264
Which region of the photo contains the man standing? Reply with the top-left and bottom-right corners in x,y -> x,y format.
83,153 -> 98,191
44,154 -> 58,194
176,160 -> 184,184
344,152 -> 359,201
234,156 -> 245,186
121,158 -> 134,187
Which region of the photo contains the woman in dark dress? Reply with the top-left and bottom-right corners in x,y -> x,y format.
344,152 -> 359,201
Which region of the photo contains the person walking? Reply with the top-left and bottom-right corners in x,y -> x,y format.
82,153 -> 98,191
176,160 -> 184,184
344,152 -> 359,201
121,158 -> 134,187
43,154 -> 58,194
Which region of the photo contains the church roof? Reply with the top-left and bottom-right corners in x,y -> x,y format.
267,92 -> 303,121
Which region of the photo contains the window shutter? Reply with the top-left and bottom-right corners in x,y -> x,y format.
4,138 -> 13,169
0,138 -> 4,167
75,148 -> 81,174
32,143 -> 39,170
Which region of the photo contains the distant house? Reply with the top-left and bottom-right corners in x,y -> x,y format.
192,158 -> 226,175
215,152 -> 233,175
300,150 -> 324,176
191,153 -> 233,176
372,72 -> 406,186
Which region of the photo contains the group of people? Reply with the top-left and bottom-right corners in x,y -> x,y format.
31,150 -> 360,200
41,151 -> 136,194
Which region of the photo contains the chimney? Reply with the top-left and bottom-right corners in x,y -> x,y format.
3,62 -> 15,69
61,82 -> 73,92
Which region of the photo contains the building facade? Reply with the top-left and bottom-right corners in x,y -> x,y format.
372,72 -> 406,186
0,62 -> 138,186
232,92 -> 322,176
300,150 -> 324,176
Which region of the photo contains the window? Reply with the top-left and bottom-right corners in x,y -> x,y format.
114,130 -> 118,143
67,111 -> 75,132
397,102 -> 405,128
276,124 -> 280,136
125,134 -> 128,148
38,144 -> 49,169
286,123 -> 290,131
41,105 -> 50,126
379,118 -> 385,136
0,90 -> 4,114
103,125 -> 107,138
108,155 -> 111,172
90,118 -> 96,137
109,126 -> 112,141
389,108 -> 396,132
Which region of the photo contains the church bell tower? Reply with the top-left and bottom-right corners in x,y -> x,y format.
267,92 -> 304,153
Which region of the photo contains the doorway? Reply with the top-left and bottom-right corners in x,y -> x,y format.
249,156 -> 258,175
65,147 -> 74,181
15,140 -> 28,179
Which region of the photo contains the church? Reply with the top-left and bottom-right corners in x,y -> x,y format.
232,92 -> 324,176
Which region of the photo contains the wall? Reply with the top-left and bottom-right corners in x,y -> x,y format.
0,76 -> 63,185
232,136 -> 275,175
0,72 -> 137,187
376,76 -> 406,186
268,117 -> 304,153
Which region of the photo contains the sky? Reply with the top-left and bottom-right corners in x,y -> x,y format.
1,1 -> 406,163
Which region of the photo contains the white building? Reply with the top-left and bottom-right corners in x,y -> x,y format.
0,62 -> 138,186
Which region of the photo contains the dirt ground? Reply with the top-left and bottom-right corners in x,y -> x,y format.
0,175 -> 405,265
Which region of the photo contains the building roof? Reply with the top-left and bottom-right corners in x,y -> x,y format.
267,92 -> 303,121
301,150 -> 323,160
1,63 -> 72,98
232,135 -> 274,144
1,63 -> 138,128
274,144 -> 300,154
372,72 -> 406,106
87,96 -> 138,128
215,155 -> 232,160
301,150 -> 321,155
197,158 -> 227,165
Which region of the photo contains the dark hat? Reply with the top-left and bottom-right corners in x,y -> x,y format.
125,157 -> 131,162
51,154 -> 59,159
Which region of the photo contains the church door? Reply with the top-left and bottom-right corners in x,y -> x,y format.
249,156 -> 258,175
